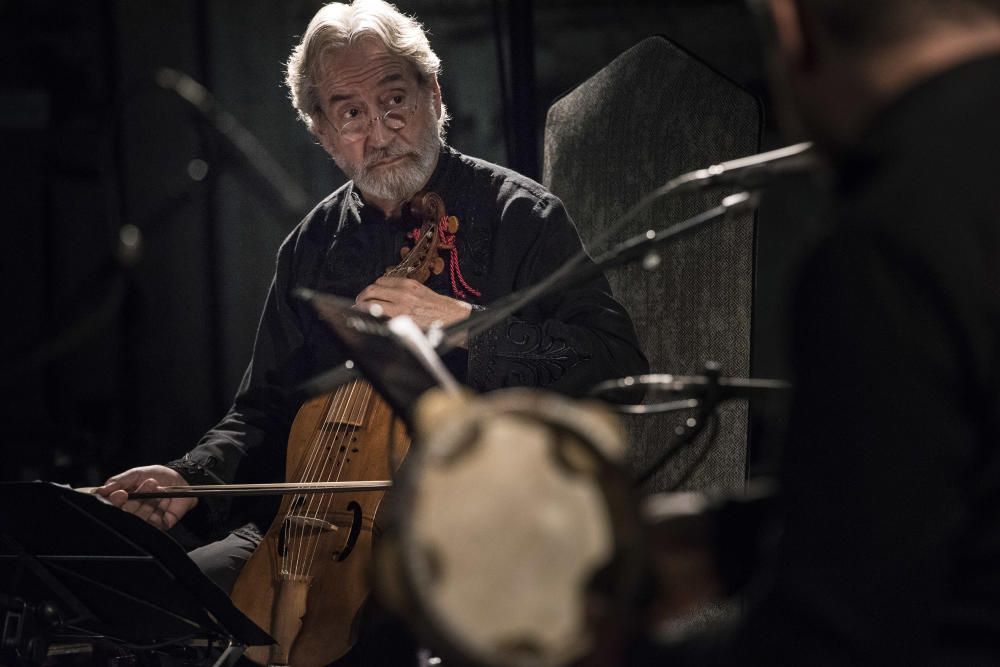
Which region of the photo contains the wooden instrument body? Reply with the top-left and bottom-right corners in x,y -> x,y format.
230,191 -> 448,666
231,381 -> 410,666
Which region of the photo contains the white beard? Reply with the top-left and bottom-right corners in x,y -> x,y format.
335,99 -> 441,204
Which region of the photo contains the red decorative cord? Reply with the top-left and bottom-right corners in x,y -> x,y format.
408,216 -> 481,300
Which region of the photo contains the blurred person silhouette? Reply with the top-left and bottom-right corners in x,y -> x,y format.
637,1 -> 1000,665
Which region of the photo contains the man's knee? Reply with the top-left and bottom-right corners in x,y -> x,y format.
187,531 -> 260,594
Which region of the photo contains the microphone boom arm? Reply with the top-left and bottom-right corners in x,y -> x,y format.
439,192 -> 760,351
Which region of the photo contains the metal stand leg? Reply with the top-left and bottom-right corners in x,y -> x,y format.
211,640 -> 246,667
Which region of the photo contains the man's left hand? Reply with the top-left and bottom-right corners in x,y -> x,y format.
356,277 -> 473,341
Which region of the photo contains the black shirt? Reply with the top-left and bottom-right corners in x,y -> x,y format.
171,145 -> 648,532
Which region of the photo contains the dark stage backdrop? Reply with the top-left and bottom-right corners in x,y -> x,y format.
1,1 -> 818,488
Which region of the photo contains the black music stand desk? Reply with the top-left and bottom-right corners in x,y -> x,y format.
0,481 -> 272,666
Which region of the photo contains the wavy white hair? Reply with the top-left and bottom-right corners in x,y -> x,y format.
286,0 -> 449,139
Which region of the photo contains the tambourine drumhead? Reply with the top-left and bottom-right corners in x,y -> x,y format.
377,389 -> 643,667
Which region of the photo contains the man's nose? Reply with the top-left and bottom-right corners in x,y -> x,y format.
367,113 -> 393,146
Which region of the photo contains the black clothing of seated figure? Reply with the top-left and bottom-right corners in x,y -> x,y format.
636,53 -> 1000,667
751,54 -> 1000,666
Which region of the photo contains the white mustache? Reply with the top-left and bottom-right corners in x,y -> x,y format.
363,145 -> 415,169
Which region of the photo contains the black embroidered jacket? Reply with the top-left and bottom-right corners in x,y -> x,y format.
171,146 -> 647,532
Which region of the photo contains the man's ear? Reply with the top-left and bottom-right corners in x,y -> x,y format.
767,0 -> 807,69
311,114 -> 337,157
769,0 -> 829,73
429,74 -> 442,119
756,0 -> 813,142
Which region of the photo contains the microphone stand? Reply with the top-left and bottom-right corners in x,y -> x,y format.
632,362 -> 723,486
438,143 -> 813,349
435,191 -> 759,351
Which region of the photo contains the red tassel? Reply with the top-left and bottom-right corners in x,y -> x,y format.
408,216 -> 481,300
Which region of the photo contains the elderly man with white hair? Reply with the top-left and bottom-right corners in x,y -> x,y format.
97,1 -> 646,664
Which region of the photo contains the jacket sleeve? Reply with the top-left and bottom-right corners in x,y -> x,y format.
467,192 -> 648,396
167,232 -> 308,525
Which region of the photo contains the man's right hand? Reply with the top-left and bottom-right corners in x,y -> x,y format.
95,465 -> 197,531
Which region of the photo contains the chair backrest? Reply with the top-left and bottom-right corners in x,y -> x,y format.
544,36 -> 761,494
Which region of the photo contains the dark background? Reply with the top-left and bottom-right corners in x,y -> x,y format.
0,0 -> 823,486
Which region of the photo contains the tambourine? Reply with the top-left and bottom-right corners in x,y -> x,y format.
375,388 -> 644,667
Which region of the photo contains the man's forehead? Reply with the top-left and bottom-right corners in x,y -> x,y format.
318,40 -> 417,97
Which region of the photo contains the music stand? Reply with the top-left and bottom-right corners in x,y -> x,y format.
0,481 -> 272,666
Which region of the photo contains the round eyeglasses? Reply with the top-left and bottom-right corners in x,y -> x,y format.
331,98 -> 419,144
